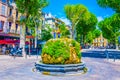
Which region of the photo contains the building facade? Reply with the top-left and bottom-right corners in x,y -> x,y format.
93,34 -> 108,47
44,13 -> 55,28
0,0 -> 20,40
7,2 -> 20,36
0,0 -> 8,33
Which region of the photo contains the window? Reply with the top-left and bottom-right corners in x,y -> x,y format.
16,24 -> 18,33
9,22 -> 12,32
1,5 -> 6,16
9,0 -> 13,3
0,21 -> 4,31
16,10 -> 18,19
9,8 -> 12,16
0,21 -> 3,30
26,27 -> 28,33
2,0 -> 7,3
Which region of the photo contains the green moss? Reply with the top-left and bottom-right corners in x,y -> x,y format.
41,38 -> 81,64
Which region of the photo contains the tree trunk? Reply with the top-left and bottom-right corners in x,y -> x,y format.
35,25 -> 38,48
72,29 -> 74,39
35,25 -> 38,58
20,25 -> 26,58
83,34 -> 86,45
71,23 -> 75,39
115,37 -> 118,50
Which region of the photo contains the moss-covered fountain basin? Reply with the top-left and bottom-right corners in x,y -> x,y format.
34,38 -> 87,75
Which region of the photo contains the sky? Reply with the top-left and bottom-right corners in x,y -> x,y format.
43,0 -> 115,25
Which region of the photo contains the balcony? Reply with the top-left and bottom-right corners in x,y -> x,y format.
15,16 -> 20,24
16,31 -> 20,34
10,29 -> 15,33
7,15 -> 14,22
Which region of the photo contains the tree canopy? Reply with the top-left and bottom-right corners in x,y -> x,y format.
16,0 -> 48,16
97,0 -> 120,13
64,4 -> 90,38
76,12 -> 98,44
15,0 -> 48,55
41,25 -> 53,41
76,13 -> 97,35
58,23 -> 70,38
98,13 -> 120,44
93,29 -> 101,39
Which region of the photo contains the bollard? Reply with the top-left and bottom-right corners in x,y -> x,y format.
13,55 -> 16,59
105,49 -> 109,60
113,55 -> 116,62
36,48 -> 38,59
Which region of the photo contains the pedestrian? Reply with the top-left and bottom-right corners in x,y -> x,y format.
2,45 -> 6,55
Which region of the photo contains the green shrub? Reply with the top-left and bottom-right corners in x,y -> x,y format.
41,38 -> 81,64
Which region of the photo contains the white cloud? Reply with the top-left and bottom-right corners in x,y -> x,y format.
59,17 -> 71,25
97,16 -> 103,22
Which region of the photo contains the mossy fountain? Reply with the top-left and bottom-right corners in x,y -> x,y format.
35,38 -> 87,75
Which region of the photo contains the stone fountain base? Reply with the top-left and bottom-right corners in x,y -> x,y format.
34,61 -> 86,76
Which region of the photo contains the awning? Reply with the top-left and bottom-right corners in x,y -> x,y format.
37,41 -> 46,44
25,41 -> 32,45
0,33 -> 19,37
0,40 -> 7,44
26,35 -> 34,39
14,40 -> 32,45
0,39 -> 32,45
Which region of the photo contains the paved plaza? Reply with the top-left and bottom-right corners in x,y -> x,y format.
0,53 -> 120,80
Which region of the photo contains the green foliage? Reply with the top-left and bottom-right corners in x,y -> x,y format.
42,38 -> 81,64
16,0 -> 49,16
42,39 -> 69,59
98,13 -> 120,44
41,25 -> 53,41
71,40 -> 81,58
97,0 -> 120,13
85,31 -> 94,44
16,0 -> 49,34
58,24 -> 70,37
76,13 -> 98,44
64,4 -> 89,23
76,13 -> 97,35
64,4 -> 90,38
93,29 -> 101,38
15,0 -> 49,51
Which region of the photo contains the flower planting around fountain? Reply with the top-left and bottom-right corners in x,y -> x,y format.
35,38 -> 86,75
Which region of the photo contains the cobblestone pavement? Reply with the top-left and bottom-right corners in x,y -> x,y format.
0,55 -> 120,80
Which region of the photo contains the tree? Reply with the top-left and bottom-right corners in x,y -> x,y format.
41,25 -> 53,41
85,31 -> 94,44
76,13 -> 98,45
64,4 -> 91,39
58,23 -> 70,38
98,13 -> 120,48
97,0 -> 120,13
15,0 -> 48,56
93,29 -> 101,39
83,29 -> 101,44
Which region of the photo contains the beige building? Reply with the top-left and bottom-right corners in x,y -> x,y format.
93,34 -> 108,47
0,0 -> 8,32
7,2 -> 20,35
0,0 -> 20,39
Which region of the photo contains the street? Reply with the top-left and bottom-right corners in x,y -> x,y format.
0,49 -> 120,80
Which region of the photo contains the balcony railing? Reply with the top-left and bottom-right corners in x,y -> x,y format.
10,29 -> 15,33
15,16 -> 20,24
7,15 -> 14,22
